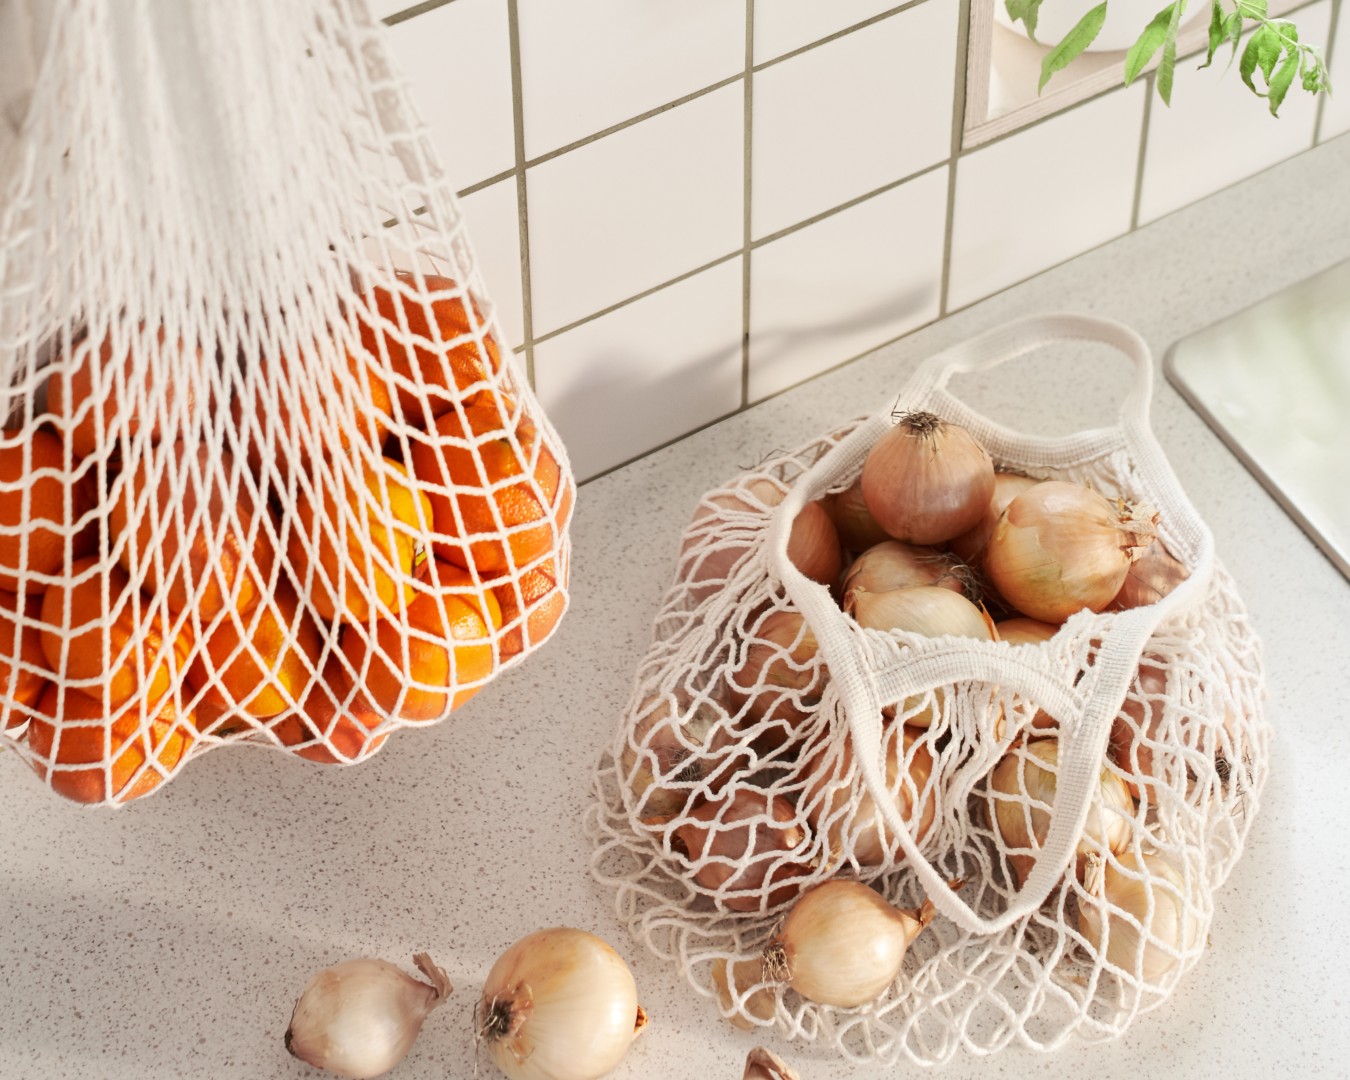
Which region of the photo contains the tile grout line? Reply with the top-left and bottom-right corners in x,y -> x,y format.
752,0 -> 931,73
740,0 -> 756,410
939,0 -> 973,319
1130,71 -> 1155,231
1314,0 -> 1343,144
382,0 -> 459,27
504,0 -> 536,389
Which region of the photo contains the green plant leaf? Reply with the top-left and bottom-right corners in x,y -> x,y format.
1240,24 -> 1282,92
1005,0 -> 1045,40
1156,2 -> 1185,105
1238,0 -> 1268,17
1038,2 -> 1108,92
1201,0 -> 1226,69
1267,46 -> 1300,114
1126,4 -> 1179,84
1224,12 -> 1244,65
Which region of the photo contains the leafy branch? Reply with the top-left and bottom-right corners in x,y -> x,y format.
1005,0 -> 1332,115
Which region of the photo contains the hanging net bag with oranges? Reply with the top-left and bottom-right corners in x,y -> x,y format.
0,0 -> 574,805
587,315 -> 1267,1064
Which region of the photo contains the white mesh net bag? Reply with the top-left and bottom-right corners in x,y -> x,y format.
0,0 -> 574,806
587,314 -> 1267,1064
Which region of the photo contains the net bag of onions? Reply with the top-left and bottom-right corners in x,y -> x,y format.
0,1 -> 573,806
587,314 -> 1266,1064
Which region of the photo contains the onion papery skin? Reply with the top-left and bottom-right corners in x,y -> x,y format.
985,481 -> 1158,623
619,695 -> 747,826
823,479 -> 891,552
841,541 -> 969,613
1107,539 -> 1188,611
987,737 -> 1136,887
1076,850 -> 1203,985
679,478 -> 785,602
673,787 -> 812,912
802,724 -> 936,868
788,500 -> 843,588
948,472 -> 1039,567
860,412 -> 995,545
480,928 -> 644,1080
729,611 -> 825,748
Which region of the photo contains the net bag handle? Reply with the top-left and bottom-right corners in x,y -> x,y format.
764,314 -> 1215,936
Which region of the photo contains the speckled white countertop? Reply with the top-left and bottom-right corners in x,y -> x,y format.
4,135 -> 1350,1080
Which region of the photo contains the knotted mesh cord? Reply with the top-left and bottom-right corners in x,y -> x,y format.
587,406 -> 1267,1064
0,0 -> 573,805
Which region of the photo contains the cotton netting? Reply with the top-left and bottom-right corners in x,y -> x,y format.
586,316 -> 1267,1064
0,0 -> 573,805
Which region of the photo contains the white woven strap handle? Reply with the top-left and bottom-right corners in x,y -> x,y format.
765,313 -> 1215,936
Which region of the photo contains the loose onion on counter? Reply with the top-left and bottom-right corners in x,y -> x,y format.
985,481 -> 1158,623
743,1046 -> 801,1080
763,880 -> 936,1008
478,928 -> 647,1080
860,411 -> 995,545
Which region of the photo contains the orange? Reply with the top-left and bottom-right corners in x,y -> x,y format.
408,401 -> 572,576
273,658 -> 387,764
0,589 -> 51,724
492,555 -> 567,657
38,556 -> 194,709
25,684 -> 195,804
187,580 -> 324,719
0,428 -> 97,593
231,341 -> 393,478
286,457 -> 432,623
47,328 -> 206,459
356,271 -> 502,426
341,559 -> 499,721
108,443 -> 275,619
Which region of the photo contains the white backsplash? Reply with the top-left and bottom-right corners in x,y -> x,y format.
381,0 -> 1346,481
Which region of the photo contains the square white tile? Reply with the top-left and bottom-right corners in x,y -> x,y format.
1138,0 -> 1332,223
384,0 -> 516,192
1318,4 -> 1349,141
948,84 -> 1145,311
754,0 -> 910,63
369,0 -> 418,20
526,83 -> 744,337
533,259 -> 743,481
517,0 -> 744,159
748,166 -> 948,402
459,176 -> 525,350
752,2 -> 958,240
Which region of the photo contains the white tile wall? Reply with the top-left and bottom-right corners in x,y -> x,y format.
533,259 -> 743,481
525,83 -> 743,337
371,0 -> 1342,479
384,0 -> 515,192
749,167 -> 948,402
1318,4 -> 1350,139
1137,0 -> 1332,224
753,0 -> 906,63
459,177 -> 525,349
751,2 -> 958,239
948,84 -> 1146,311
516,0 -> 744,159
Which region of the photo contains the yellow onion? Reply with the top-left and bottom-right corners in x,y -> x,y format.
619,694 -> 748,826
1108,660 -> 1172,804
985,481 -> 1158,623
730,611 -> 825,746
680,478 -> 785,601
1107,538 -> 1189,611
478,928 -> 647,1080
711,956 -> 776,1030
996,617 -> 1060,733
787,500 -> 843,587
841,541 -> 970,613
1077,849 -> 1203,984
801,725 -> 936,868
763,880 -> 935,1008
743,1046 -> 800,1080
673,787 -> 813,912
948,471 -> 1040,567
986,737 -> 1135,887
860,411 -> 995,545
822,478 -> 890,552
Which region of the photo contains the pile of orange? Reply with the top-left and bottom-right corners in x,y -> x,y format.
1,272 -> 573,805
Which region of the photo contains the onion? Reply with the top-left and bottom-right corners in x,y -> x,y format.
711,957 -> 776,1030
822,478 -> 890,552
743,1046 -> 801,1080
985,481 -> 1158,623
1107,538 -> 1188,610
860,411 -> 995,544
478,928 -> 647,1080
672,787 -> 813,912
986,737 -> 1135,887
1108,659 -> 1172,803
787,500 -> 843,587
679,477 -> 785,602
841,541 -> 970,613
763,880 -> 934,1008
619,694 -> 747,826
1077,849 -> 1203,984
729,610 -> 825,746
995,617 -> 1060,733
948,471 -> 1039,566
801,724 -> 937,868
